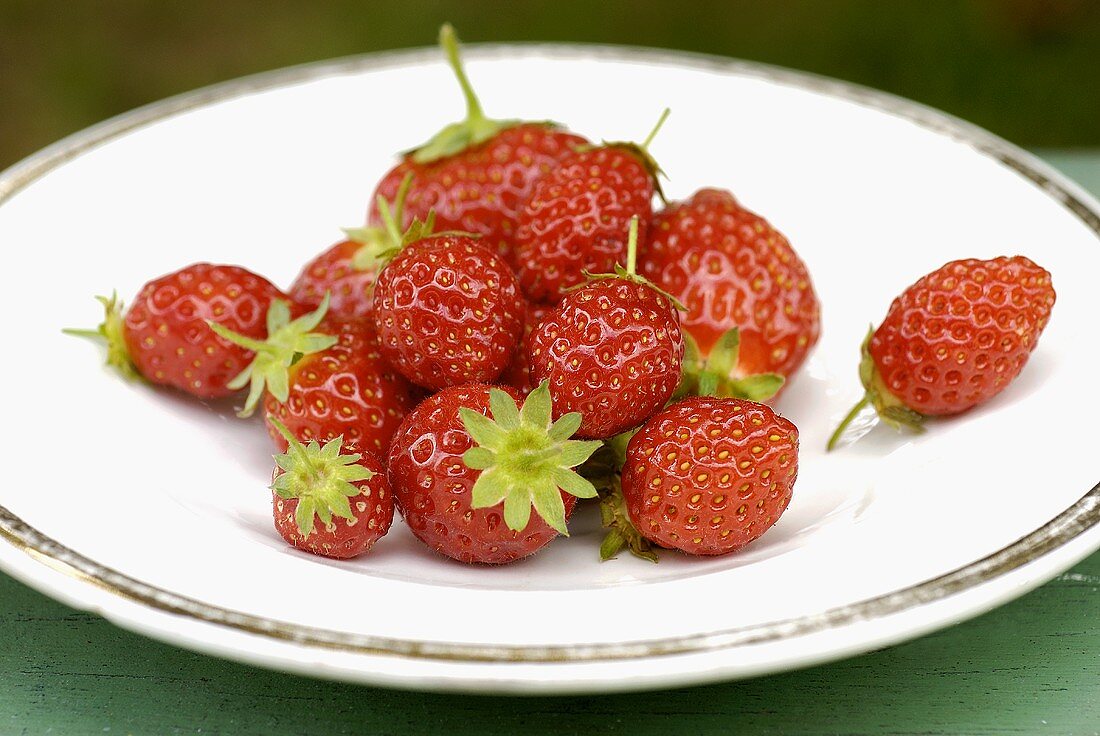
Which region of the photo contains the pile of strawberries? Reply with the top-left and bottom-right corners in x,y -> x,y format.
71,26 -> 1056,566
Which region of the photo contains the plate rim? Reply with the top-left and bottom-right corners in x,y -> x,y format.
1,43 -> 1098,669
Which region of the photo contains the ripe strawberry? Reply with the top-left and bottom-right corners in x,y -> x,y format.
373,234 -> 525,391
499,302 -> 550,396
621,397 -> 798,556
67,263 -> 286,398
828,255 -> 1055,449
210,297 -> 419,455
512,110 -> 669,303
289,174 -> 414,320
269,418 -> 393,559
387,382 -> 601,564
638,188 -> 821,385
369,25 -> 587,263
528,217 -> 685,439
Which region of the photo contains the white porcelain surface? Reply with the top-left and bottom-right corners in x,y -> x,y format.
0,46 -> 1096,693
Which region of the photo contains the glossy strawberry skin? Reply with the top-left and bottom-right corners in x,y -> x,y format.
639,189 -> 820,378
387,384 -> 576,564
499,303 -> 550,396
123,263 -> 286,398
272,449 -> 393,559
622,397 -> 798,556
263,317 -> 420,458
513,146 -> 654,303
289,240 -> 377,320
529,279 -> 684,439
371,124 -> 588,262
870,256 -> 1055,416
373,236 -> 525,391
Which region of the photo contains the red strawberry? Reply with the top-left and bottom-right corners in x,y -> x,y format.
387,382 -> 601,564
621,397 -> 798,556
289,174 -> 415,320
67,263 -> 286,398
639,188 -> 821,385
269,418 -> 393,559
499,302 -> 550,396
369,25 -> 587,263
512,110 -> 669,303
209,297 -> 419,456
828,255 -> 1055,449
373,234 -> 525,391
528,217 -> 685,439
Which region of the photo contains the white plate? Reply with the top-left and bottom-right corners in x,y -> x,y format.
0,45 -> 1097,694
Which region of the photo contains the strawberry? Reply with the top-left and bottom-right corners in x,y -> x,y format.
621,397 -> 798,556
638,188 -> 821,387
372,234 -> 525,391
369,25 -> 587,263
499,302 -> 550,396
209,297 -> 419,456
512,110 -> 669,303
386,382 -> 601,564
289,174 -> 414,320
828,255 -> 1055,449
269,418 -> 393,559
528,217 -> 685,439
67,263 -> 286,398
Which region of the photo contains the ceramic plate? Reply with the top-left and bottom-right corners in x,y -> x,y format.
0,45 -> 1097,694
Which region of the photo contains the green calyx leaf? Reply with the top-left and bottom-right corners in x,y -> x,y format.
408,24 -> 521,164
269,418 -> 374,538
568,215 -> 688,311
677,329 -> 785,401
460,382 -> 602,536
208,294 -> 339,418
597,478 -> 658,564
826,325 -> 926,451
64,292 -> 142,382
343,172 -> 416,272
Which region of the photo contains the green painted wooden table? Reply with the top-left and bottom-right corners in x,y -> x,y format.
2,152 -> 1098,736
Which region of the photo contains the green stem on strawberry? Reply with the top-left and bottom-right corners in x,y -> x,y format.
572,216 -> 687,311
826,326 -> 926,451
268,417 -> 375,537
676,329 -> 785,402
63,292 -> 141,382
594,108 -> 671,202
342,171 -> 416,272
577,434 -> 658,563
460,382 -> 602,535
207,294 -> 338,418
410,24 -> 521,164
640,107 -> 671,151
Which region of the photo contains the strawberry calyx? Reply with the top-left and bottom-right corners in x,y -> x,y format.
826,326 -> 925,451
343,172 -> 416,271
460,382 -> 602,535
581,107 -> 670,202
676,329 -> 785,402
409,24 -> 522,164
64,292 -> 141,382
268,418 -> 375,537
572,216 -> 687,311
578,435 -> 658,563
207,295 -> 339,418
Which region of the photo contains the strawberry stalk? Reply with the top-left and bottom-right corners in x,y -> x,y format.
343,172 -> 416,271
573,216 -> 686,310
207,295 -> 338,418
827,327 -> 925,451
268,417 -> 375,537
585,108 -> 671,202
410,24 -> 521,164
460,382 -> 602,535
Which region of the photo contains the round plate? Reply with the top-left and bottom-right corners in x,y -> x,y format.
0,45 -> 1097,694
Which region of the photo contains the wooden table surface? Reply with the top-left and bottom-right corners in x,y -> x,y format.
2,152 -> 1097,736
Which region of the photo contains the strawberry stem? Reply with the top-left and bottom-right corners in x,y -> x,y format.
641,107 -> 671,152
440,23 -> 486,127
625,216 -> 639,276
64,292 -> 141,382
269,417 -> 320,480
826,395 -> 870,452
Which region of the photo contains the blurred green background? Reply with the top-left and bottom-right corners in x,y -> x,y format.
2,0 -> 1099,169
